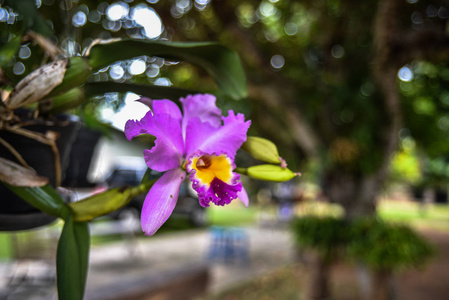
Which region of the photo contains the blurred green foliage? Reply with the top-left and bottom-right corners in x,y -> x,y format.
347,218 -> 434,271
292,215 -> 434,271
291,216 -> 348,260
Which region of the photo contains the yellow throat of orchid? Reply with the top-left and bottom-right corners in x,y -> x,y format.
191,154 -> 233,185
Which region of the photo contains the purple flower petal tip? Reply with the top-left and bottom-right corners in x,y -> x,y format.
237,187 -> 249,207
141,168 -> 186,236
137,97 -> 153,108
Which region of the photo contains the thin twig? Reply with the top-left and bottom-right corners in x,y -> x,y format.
0,136 -> 30,168
6,127 -> 61,186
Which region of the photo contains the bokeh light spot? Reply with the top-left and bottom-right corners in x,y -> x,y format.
72,11 -> 87,27
0,8 -> 9,22
331,45 -> 345,58
270,54 -> 285,70
107,2 -> 129,21
18,46 -> 31,59
88,10 -> 101,23
146,64 -> 160,78
284,22 -> 298,36
131,5 -> 163,39
110,65 -> 125,80
129,59 -> 146,75
398,66 -> 414,82
13,62 -> 25,75
154,78 -> 172,86
259,2 -> 276,17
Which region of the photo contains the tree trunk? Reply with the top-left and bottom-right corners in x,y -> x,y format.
367,269 -> 394,300
305,251 -> 331,300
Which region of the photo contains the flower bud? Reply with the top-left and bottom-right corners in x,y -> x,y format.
241,136 -> 282,164
246,164 -> 299,182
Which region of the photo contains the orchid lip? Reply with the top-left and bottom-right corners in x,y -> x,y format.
186,151 -> 242,207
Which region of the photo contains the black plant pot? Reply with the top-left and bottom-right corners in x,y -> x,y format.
0,110 -> 81,231
62,127 -> 102,188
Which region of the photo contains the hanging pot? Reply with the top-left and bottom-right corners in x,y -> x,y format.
62,126 -> 102,188
0,110 -> 81,231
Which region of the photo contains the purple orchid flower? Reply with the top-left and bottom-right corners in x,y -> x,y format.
124,94 -> 251,235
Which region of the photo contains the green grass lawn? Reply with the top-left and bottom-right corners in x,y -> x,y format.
0,234 -> 11,260
207,203 -> 258,227
378,201 -> 449,231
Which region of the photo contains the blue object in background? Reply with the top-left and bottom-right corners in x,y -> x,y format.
208,226 -> 249,264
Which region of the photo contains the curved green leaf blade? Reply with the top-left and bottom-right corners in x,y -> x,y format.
48,57 -> 92,97
57,215 -> 90,300
87,40 -> 247,100
5,0 -> 52,36
5,184 -> 69,218
69,181 -> 154,222
84,82 -> 197,101
46,87 -> 86,114
0,34 -> 22,67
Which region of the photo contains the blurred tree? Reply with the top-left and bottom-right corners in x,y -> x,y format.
149,1 -> 449,298
147,0 -> 449,216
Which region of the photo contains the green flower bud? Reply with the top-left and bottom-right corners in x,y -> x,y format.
242,136 -> 282,164
246,164 -> 299,182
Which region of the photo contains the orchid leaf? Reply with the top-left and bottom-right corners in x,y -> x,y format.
48,57 -> 92,97
0,157 -> 49,187
57,214 -> 90,300
246,165 -> 298,182
45,87 -> 86,114
5,183 -> 70,218
86,39 -> 247,100
69,180 -> 154,222
4,0 -> 52,36
84,81 -> 197,101
0,34 -> 22,67
241,136 -> 282,164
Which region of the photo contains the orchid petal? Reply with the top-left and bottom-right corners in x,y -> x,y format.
237,187 -> 249,207
125,111 -> 184,172
124,110 -> 153,141
185,110 -> 251,158
141,168 -> 186,236
181,94 -> 222,137
138,98 -> 182,120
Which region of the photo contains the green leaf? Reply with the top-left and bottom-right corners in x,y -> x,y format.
0,34 -> 22,67
241,136 -> 282,164
48,57 -> 92,97
69,181 -> 154,222
84,81 -> 197,101
45,87 -> 86,114
87,40 -> 247,100
5,184 -> 70,218
5,0 -> 52,36
246,165 -> 298,182
57,214 -> 90,300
